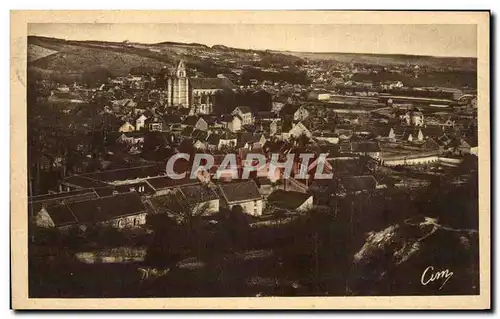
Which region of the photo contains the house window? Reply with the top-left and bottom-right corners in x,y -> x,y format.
150,123 -> 162,131
253,201 -> 258,215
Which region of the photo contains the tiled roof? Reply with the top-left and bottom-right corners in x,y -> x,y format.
192,129 -> 208,141
190,77 -> 236,90
67,193 -> 147,224
179,184 -> 219,203
267,190 -> 312,210
83,165 -> 164,183
146,175 -> 198,191
46,204 -> 78,227
61,175 -> 109,188
30,189 -> 99,214
45,192 -> 147,227
30,189 -> 97,203
218,180 -> 261,204
234,106 -> 252,114
182,116 -> 201,127
199,115 -> 217,125
238,132 -> 260,144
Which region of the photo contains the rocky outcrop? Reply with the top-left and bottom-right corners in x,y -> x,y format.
348,216 -> 479,295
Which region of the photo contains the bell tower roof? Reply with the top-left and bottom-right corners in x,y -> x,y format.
175,60 -> 187,78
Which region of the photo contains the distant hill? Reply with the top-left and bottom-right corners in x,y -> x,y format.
28,36 -> 178,83
155,41 -> 208,49
273,50 -> 476,70
27,35 -> 476,84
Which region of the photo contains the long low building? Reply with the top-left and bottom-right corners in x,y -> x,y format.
380,95 -> 454,106
382,153 -> 440,167
381,150 -> 463,167
33,192 -> 149,231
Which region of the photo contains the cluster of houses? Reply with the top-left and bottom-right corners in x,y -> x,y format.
33,147 -> 420,233
32,90 -> 478,234
30,161 -> 320,233
32,60 -> 478,238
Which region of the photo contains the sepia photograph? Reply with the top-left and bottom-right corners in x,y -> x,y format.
10,10 -> 490,309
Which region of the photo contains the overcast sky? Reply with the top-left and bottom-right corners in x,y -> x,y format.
29,23 -> 477,58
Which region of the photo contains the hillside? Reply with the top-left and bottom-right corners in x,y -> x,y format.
27,35 -> 477,85
27,36 -> 302,83
274,51 -> 477,70
27,43 -> 58,62
31,45 -> 170,76
28,36 -> 178,82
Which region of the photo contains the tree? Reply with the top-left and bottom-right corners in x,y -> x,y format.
223,205 -> 251,252
213,89 -> 236,115
144,214 -> 185,269
81,67 -> 114,87
154,188 -> 214,250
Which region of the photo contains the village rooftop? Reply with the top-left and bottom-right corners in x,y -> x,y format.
166,152 -> 333,180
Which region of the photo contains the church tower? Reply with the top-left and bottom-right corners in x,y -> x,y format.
166,60 -> 190,108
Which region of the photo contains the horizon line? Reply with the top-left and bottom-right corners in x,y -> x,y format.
28,34 -> 478,59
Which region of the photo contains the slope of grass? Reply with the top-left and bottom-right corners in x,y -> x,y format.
31,45 -> 171,77
27,43 -> 58,62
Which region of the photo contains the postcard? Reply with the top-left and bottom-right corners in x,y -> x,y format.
11,10 -> 490,309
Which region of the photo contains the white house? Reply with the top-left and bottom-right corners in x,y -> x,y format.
207,132 -> 237,150
218,132 -> 237,149
119,121 -> 135,133
285,122 -> 312,140
135,114 -> 148,131
221,115 -> 242,133
402,110 -> 425,127
177,183 -> 220,215
231,106 -> 254,126
293,106 -> 310,122
218,180 -> 263,216
117,133 -> 145,146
